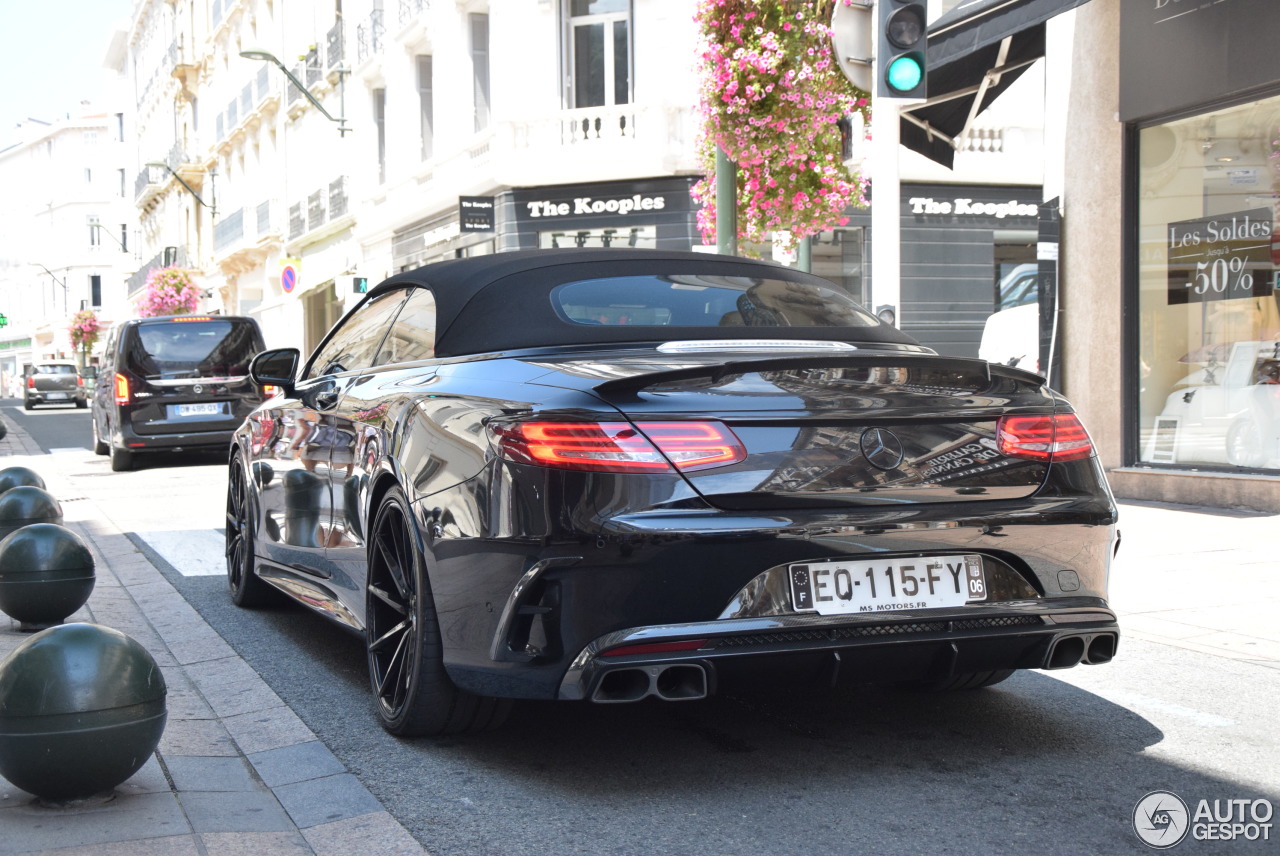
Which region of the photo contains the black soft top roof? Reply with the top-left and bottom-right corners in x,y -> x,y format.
372,248 -> 918,357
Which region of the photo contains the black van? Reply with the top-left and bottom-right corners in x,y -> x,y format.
90,315 -> 268,471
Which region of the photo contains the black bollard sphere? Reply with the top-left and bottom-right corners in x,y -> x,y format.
0,623 -> 167,802
0,486 -> 62,542
0,524 -> 96,631
0,466 -> 44,495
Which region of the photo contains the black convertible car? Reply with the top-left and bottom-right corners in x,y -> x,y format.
227,249 -> 1119,736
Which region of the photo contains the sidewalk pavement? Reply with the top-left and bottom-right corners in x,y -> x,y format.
0,417 -> 427,855
1,415 -> 1278,855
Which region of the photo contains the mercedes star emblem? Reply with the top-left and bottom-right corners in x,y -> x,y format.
860,427 -> 905,470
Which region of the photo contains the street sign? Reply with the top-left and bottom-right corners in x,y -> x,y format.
281,265 -> 298,294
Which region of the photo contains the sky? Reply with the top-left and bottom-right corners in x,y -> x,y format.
0,0 -> 133,147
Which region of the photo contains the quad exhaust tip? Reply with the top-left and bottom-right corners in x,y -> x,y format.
1044,633 -> 1118,670
592,664 -> 709,703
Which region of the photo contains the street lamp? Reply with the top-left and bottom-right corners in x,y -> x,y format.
145,162 -> 216,217
91,223 -> 133,255
240,49 -> 350,136
31,263 -> 68,305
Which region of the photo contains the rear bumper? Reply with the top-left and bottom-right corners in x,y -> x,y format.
26,391 -> 84,405
116,420 -> 237,452
556,600 -> 1119,701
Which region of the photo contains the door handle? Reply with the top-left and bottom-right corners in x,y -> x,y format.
315,390 -> 339,409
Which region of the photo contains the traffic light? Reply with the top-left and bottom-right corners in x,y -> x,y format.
337,275 -> 369,294
877,0 -> 927,100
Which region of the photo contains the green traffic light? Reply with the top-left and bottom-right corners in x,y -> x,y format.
886,55 -> 923,93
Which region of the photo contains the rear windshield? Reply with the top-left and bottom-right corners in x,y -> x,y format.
551,275 -> 880,328
123,320 -> 262,378
34,364 -> 76,375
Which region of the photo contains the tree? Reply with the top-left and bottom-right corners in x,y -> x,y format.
691,0 -> 870,252
136,267 -> 202,317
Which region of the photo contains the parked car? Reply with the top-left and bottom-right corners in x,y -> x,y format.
91,314 -> 267,472
228,248 -> 1119,737
24,361 -> 89,409
980,264 -> 1042,372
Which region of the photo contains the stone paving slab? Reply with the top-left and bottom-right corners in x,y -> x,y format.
0,415 -> 428,855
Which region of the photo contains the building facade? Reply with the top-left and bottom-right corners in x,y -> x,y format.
0,73 -> 136,386
1051,0 -> 1280,511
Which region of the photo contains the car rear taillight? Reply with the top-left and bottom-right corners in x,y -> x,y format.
25,376 -> 33,389
996,414 -> 1094,462
492,421 -> 746,473
76,375 -> 85,388
113,373 -> 130,405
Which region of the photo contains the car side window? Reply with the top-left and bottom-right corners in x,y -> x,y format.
305,289 -> 409,380
374,288 -> 437,366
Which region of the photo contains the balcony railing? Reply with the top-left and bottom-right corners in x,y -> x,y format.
134,164 -> 166,202
305,47 -> 322,87
214,201 -> 282,257
357,10 -> 385,64
399,0 -> 429,25
327,21 -> 344,70
214,207 -> 245,252
288,177 -> 349,243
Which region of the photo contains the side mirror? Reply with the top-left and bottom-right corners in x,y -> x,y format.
79,366 -> 98,381
249,348 -> 300,396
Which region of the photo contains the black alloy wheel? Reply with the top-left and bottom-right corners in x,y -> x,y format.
365,486 -> 510,736
226,453 -> 273,607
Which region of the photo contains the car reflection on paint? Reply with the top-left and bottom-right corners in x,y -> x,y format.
225,249 -> 1119,737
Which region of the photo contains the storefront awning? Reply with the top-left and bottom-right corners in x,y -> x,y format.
900,0 -> 1092,168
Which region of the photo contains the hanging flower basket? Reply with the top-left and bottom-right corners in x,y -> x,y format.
136,267 -> 202,317
690,0 -> 871,252
68,310 -> 101,352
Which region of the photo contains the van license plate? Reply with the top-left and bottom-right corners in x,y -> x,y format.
789,555 -> 987,615
176,402 -> 222,417
47,392 -> 68,400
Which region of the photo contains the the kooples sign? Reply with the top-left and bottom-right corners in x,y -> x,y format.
908,197 -> 1037,219
525,194 -> 667,218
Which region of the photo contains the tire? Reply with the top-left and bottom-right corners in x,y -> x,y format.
365,486 -> 511,737
226,453 -> 275,608
898,669 -> 1016,693
91,417 -> 108,456
110,441 -> 134,472
22,398 -> 32,411
1226,418 -> 1266,468
75,398 -> 87,409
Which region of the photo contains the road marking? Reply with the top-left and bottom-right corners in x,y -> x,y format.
137,528 -> 226,576
1105,689 -> 1236,728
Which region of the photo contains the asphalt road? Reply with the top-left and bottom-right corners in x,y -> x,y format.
2,397 -> 93,452
25,407 -> 1280,856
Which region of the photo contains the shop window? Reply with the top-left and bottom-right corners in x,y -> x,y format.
566,0 -> 631,109
1136,93 -> 1280,470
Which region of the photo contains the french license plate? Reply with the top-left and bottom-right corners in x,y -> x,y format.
175,402 -> 223,417
47,392 -> 68,400
790,555 -> 987,616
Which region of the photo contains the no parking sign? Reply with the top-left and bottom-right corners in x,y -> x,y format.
281,264 -> 298,294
